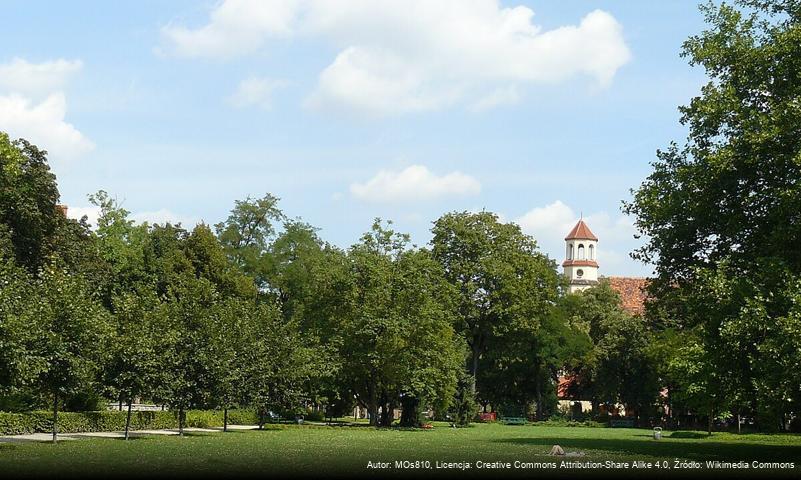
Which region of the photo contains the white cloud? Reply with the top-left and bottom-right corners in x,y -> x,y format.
0,58 -> 83,95
160,1 -> 631,115
66,205 -> 101,227
131,209 -> 197,227
516,200 -> 576,241
514,200 -> 645,276
160,0 -> 299,58
350,164 -> 481,202
227,76 -> 288,109
0,93 -> 94,159
0,58 -> 91,161
304,46 -> 463,115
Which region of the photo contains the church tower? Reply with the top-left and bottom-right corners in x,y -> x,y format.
563,218 -> 599,293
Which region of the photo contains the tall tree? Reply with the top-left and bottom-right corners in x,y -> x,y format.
106,290 -> 170,439
33,265 -> 113,443
341,220 -> 463,427
430,211 -> 560,406
624,0 -> 801,429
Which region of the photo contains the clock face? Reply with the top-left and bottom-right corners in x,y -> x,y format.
576,269 -> 584,278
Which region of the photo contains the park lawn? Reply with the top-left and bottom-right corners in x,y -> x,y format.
0,423 -> 799,478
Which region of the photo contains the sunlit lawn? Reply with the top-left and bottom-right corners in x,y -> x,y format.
1,422 -> 799,478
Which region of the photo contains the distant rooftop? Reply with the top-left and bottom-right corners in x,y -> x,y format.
605,276 -> 648,316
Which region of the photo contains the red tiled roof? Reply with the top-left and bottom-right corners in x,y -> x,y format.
557,375 -> 573,399
606,276 -> 648,316
564,220 -> 598,241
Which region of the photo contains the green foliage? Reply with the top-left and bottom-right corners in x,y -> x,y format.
32,265 -> 113,409
560,281 -> 659,419
624,0 -> 801,430
338,220 -> 464,426
215,193 -> 284,288
0,260 -> 46,393
0,409 -> 259,435
449,370 -> 478,426
0,134 -> 60,273
430,211 -> 561,413
534,418 -> 606,428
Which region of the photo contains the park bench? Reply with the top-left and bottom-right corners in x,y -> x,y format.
501,417 -> 527,425
609,418 -> 635,428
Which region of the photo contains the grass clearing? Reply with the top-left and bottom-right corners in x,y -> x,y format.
0,422 -> 799,478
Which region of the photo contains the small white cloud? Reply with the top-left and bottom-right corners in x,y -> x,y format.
0,58 -> 83,96
516,200 -> 576,240
227,76 -> 288,109
350,164 -> 481,203
130,209 -> 197,227
66,205 -> 101,228
0,93 -> 94,160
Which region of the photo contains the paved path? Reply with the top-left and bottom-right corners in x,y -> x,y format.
0,425 -> 260,443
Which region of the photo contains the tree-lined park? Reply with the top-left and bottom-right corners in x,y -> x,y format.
1,0 -> 801,475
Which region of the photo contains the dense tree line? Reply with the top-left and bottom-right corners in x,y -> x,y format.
0,131 -> 599,439
1,0 -> 800,438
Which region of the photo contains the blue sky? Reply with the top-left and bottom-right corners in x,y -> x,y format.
0,1 -> 710,276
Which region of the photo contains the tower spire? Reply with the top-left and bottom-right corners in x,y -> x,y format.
563,217 -> 599,293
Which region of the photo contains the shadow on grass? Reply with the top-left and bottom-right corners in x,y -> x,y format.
670,431 -> 709,439
493,437 -> 801,462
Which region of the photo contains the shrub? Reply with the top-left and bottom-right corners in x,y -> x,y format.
305,410 -> 325,422
0,409 -> 259,435
531,417 -> 606,428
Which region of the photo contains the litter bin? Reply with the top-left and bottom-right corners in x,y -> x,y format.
653,427 -> 662,440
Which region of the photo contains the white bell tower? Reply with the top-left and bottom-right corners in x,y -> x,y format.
563,218 -> 599,293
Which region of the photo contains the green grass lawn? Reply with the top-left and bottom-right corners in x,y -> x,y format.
1,423 -> 799,478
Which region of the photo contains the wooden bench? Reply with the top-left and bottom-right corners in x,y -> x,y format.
501,417 -> 527,425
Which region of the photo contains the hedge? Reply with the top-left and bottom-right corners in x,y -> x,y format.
0,409 -> 259,436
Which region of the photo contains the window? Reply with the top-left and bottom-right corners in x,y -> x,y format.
568,244 -> 574,260
578,244 -> 585,260
576,269 -> 584,278
589,244 -> 595,260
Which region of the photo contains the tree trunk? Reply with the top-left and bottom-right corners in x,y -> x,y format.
125,399 -> 133,440
380,399 -> 397,427
737,412 -> 741,435
470,345 -> 480,378
367,382 -> 379,427
52,393 -> 59,444
224,407 -> 228,433
178,406 -> 185,436
535,380 -> 543,421
707,406 -> 713,436
118,397 -> 123,411
258,409 -> 265,430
